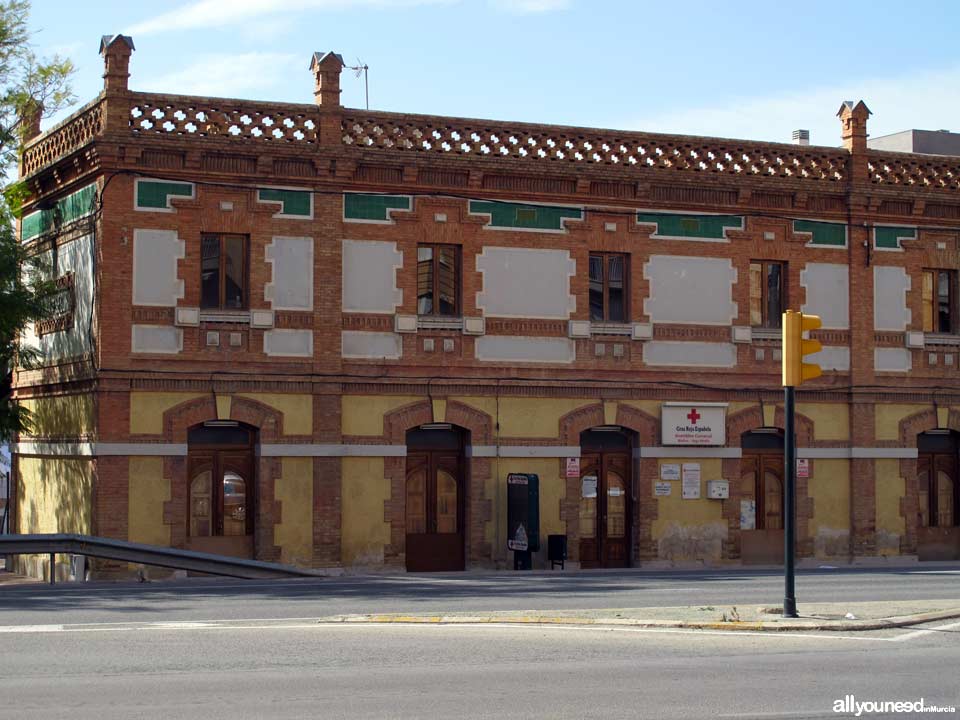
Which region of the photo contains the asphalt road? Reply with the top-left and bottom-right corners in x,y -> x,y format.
1,565 -> 959,626
1,620 -> 958,720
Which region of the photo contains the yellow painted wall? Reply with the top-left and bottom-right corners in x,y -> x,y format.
341,457 -> 390,564
236,393 -> 313,436
341,396 -> 420,436
273,457 -> 314,565
21,394 -> 94,437
651,458 -> 726,561
797,403 -> 849,441
875,404 -> 929,441
130,392 -> 203,435
497,398 -> 591,438
16,456 -> 93,534
456,396 -> 498,423
620,399 -> 663,421
127,457 -> 170,546
875,459 -> 905,556
808,459 -> 850,557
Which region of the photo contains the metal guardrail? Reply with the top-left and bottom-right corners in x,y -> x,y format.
0,534 -> 323,583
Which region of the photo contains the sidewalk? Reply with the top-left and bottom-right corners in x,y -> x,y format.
320,599 -> 960,632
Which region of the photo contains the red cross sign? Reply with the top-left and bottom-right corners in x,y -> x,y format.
687,408 -> 701,424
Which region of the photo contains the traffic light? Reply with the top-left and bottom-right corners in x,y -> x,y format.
782,310 -> 822,386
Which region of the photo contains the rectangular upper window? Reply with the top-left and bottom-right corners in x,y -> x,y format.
417,244 -> 460,316
749,260 -> 786,329
201,233 -> 248,310
923,269 -> 956,334
589,253 -> 628,323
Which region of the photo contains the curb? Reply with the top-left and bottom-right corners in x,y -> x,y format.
318,607 -> 960,632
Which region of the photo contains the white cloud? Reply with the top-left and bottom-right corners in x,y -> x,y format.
126,0 -> 455,35
137,52 -> 299,98
627,65 -> 960,147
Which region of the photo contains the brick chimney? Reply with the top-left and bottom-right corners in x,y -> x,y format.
100,34 -> 135,93
310,51 -> 344,107
837,100 -> 871,153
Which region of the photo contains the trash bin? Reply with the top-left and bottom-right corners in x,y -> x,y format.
548,534 -> 567,570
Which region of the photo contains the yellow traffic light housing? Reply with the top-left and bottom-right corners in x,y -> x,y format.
782,311 -> 822,386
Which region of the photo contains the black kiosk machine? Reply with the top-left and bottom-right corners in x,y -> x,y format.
506,473 -> 540,570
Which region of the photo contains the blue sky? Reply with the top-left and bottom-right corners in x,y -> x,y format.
28,0 -> 960,146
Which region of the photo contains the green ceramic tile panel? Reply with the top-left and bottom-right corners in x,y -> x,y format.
21,183 -> 96,242
793,219 -> 847,247
136,180 -> 194,210
469,200 -> 582,231
343,193 -> 411,221
636,212 -> 742,240
258,188 -> 312,217
875,226 -> 916,250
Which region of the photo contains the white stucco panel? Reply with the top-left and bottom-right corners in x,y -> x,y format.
341,331 -> 402,360
265,236 -> 314,311
475,336 -> 575,363
873,266 -> 911,331
263,329 -> 314,357
341,240 -> 403,313
643,256 -> 737,325
643,341 -> 737,367
800,263 -> 849,329
132,325 -> 182,354
808,346 -> 850,371
133,229 -> 185,307
476,247 -> 576,319
875,347 -> 912,372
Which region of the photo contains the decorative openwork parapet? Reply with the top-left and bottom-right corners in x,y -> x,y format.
21,101 -> 104,176
867,151 -> 960,191
130,95 -> 319,143
341,112 -> 848,183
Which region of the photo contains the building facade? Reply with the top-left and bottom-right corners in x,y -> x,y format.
9,36 -> 960,579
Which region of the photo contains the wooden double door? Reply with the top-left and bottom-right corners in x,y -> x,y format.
405,429 -> 465,572
917,434 -> 960,560
739,452 -> 785,564
578,452 -> 631,568
186,424 -> 256,559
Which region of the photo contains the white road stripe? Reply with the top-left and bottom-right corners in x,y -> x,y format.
891,619 -> 960,642
0,624 -> 64,633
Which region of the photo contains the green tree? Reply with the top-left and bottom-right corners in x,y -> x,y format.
0,0 -> 74,440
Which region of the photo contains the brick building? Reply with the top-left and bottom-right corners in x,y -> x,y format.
9,36 -> 960,578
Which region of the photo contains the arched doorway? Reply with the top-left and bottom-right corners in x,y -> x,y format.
740,428 -> 785,564
405,425 -> 466,572
916,430 -> 960,560
186,422 -> 256,558
578,427 -> 632,568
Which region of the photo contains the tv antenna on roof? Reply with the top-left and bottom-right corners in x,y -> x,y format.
348,58 -> 369,110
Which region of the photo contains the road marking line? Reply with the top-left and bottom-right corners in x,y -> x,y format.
891,619 -> 960,642
0,624 -> 63,633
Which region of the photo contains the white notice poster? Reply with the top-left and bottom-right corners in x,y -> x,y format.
581,475 -> 598,498
660,463 -> 681,481
654,482 -> 672,497
740,500 -> 756,530
681,463 -> 701,499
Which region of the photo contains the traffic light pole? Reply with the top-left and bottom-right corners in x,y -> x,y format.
783,385 -> 798,618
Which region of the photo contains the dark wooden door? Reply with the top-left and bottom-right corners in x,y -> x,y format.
405,450 -> 465,571
916,451 -> 960,560
578,452 -> 631,568
739,453 -> 785,564
186,448 -> 255,558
